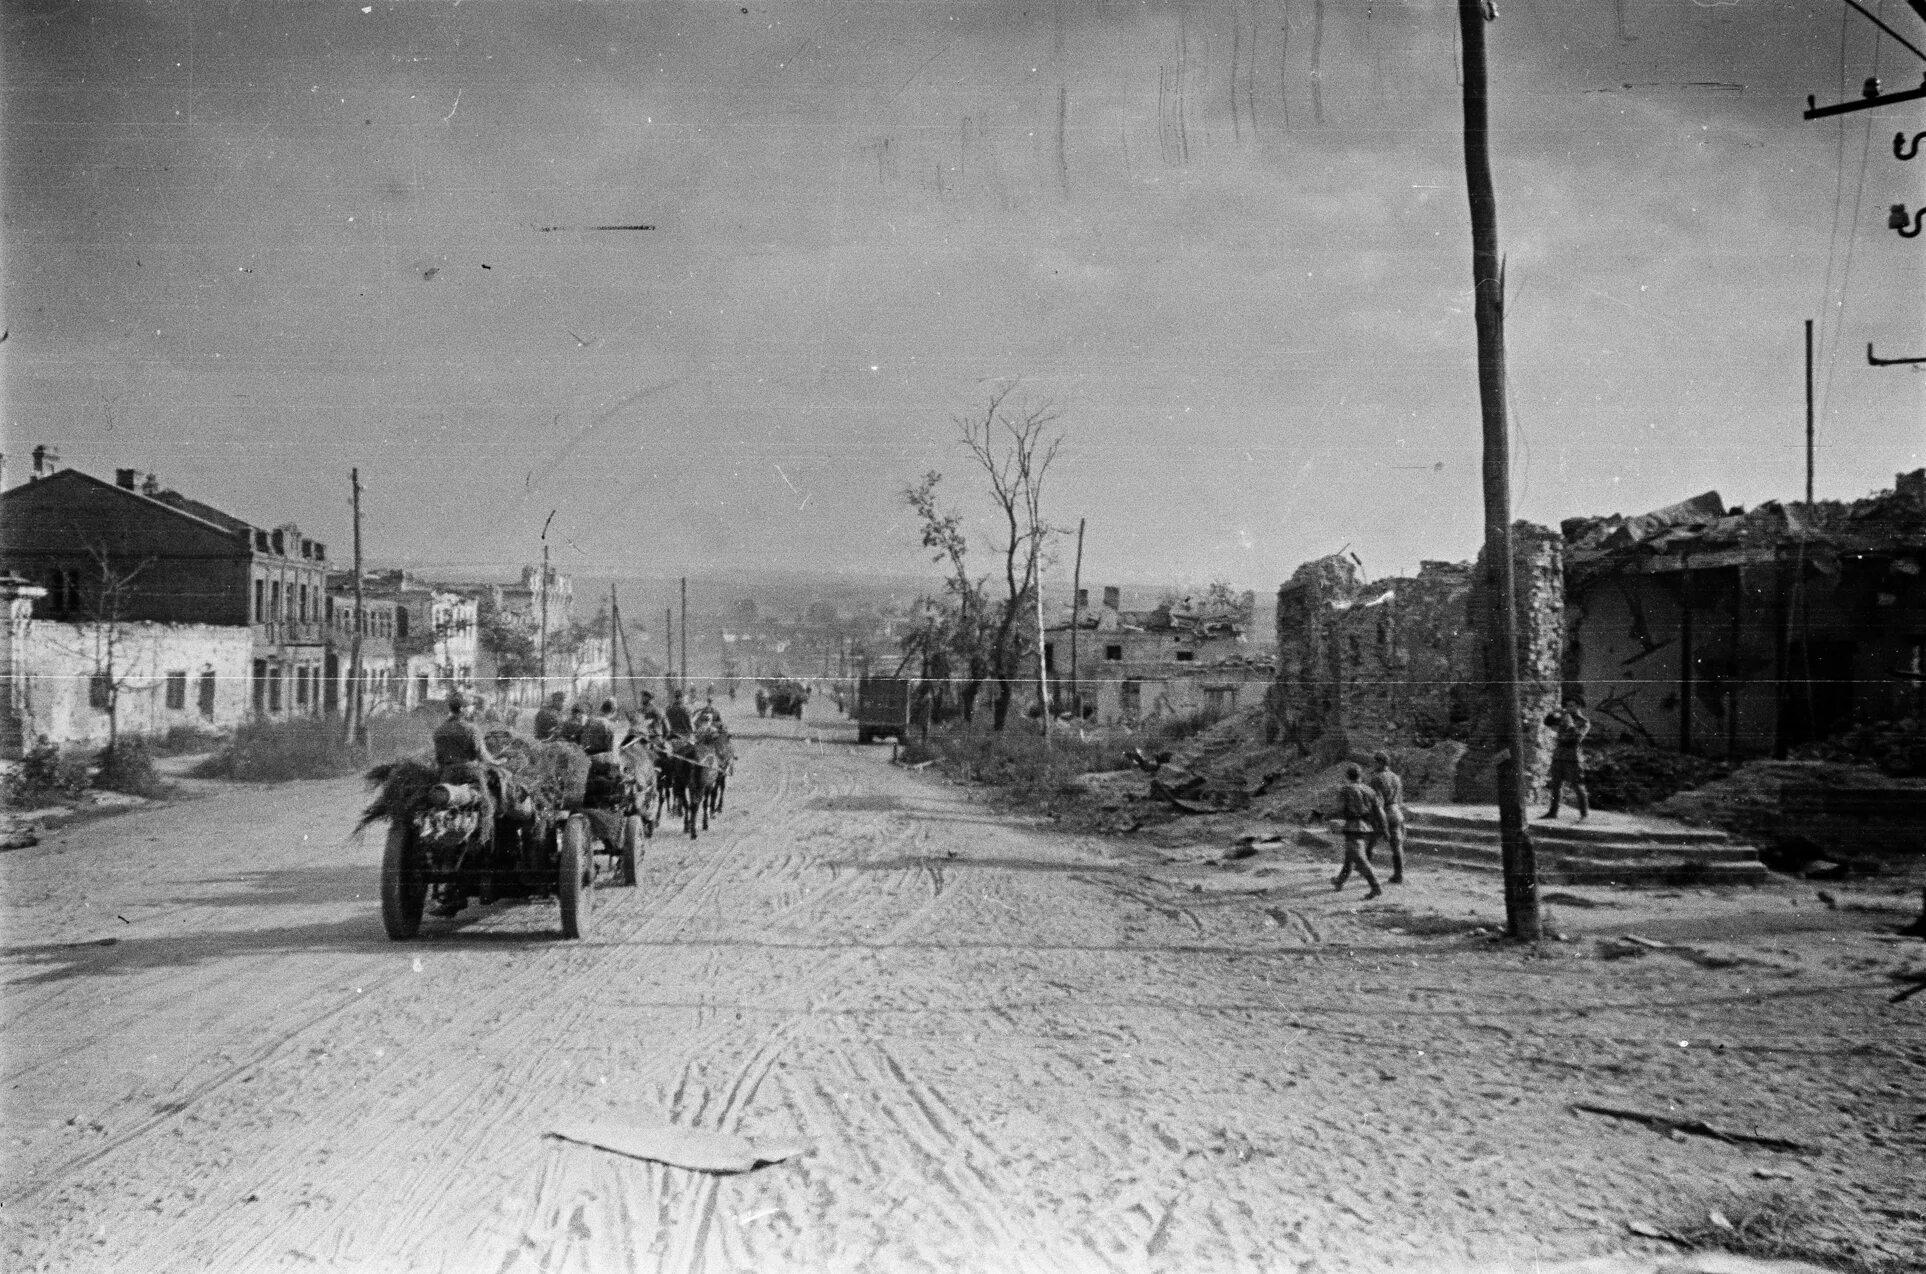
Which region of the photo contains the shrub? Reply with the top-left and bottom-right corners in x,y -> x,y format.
1137,706 -> 1225,751
192,713 -> 434,783
95,737 -> 171,798
4,737 -> 92,807
908,721 -> 1130,813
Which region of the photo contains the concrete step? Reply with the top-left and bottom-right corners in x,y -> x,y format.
1401,825 -> 1763,864
1398,835 -> 1773,888
1405,809 -> 1731,847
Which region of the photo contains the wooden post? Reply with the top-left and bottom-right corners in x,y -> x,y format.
680,577 -> 688,689
1068,517 -> 1085,720
1035,573 -> 1051,737
665,605 -> 675,697
1805,319 -> 1815,509
1458,0 -> 1540,941
609,583 -> 620,705
347,468 -> 366,746
1679,561 -> 1694,756
538,514 -> 553,703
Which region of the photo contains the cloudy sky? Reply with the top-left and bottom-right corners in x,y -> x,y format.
4,0 -> 1922,591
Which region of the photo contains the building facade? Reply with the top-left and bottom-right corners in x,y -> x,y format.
1033,586 -> 1274,725
0,465 -> 330,747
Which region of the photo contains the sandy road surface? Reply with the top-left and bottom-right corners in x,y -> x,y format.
3,710 -> 1922,1273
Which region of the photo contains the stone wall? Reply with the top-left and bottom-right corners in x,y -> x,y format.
1272,526 -> 1564,803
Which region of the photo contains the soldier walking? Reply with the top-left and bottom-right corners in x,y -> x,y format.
1333,763 -> 1385,899
1366,751 -> 1408,885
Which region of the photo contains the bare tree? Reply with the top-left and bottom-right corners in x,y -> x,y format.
37,542 -> 159,749
957,389 -> 1062,730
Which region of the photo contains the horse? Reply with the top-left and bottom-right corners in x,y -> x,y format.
681,732 -> 720,837
697,725 -> 734,821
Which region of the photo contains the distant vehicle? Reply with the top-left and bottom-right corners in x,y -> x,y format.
761,678 -> 808,719
854,675 -> 914,744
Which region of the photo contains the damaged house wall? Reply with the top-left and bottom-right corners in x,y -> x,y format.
1271,527 -> 1562,803
1563,472 -> 1926,759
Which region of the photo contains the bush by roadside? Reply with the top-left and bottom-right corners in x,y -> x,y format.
4,738 -> 94,807
898,721 -> 1133,814
192,713 -> 435,783
95,737 -> 171,799
148,724 -> 227,756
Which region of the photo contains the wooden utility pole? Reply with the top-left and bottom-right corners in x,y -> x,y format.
1805,319 -> 1815,508
1068,517 -> 1086,720
539,510 -> 555,702
665,605 -> 675,697
609,583 -> 620,704
1458,0 -> 1540,941
1035,574 -> 1051,737
347,468 -> 366,746
679,577 -> 689,688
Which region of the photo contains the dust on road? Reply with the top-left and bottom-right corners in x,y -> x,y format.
3,713 -> 1920,1273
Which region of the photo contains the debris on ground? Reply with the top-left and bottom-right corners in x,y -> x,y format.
548,1118 -> 812,1174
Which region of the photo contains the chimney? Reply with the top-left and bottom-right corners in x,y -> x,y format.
141,473 -> 161,496
116,468 -> 139,489
1102,586 -> 1121,612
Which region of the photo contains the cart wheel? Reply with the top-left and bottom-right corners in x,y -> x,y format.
381,822 -> 427,940
620,814 -> 643,886
558,815 -> 592,939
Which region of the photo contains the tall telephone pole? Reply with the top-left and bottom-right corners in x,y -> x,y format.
1805,319 -> 1815,509
347,468 -> 366,746
679,577 -> 689,688
538,510 -> 555,702
1068,517 -> 1086,721
665,605 -> 675,697
1458,0 -> 1540,941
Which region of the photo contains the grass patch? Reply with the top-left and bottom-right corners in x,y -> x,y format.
148,724 -> 227,756
900,721 -> 1133,814
1663,1189 -> 1907,1273
192,713 -> 434,783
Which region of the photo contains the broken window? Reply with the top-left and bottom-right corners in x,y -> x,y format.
89,673 -> 111,711
165,671 -> 187,710
254,578 -> 265,622
1104,644 -> 1123,662
1175,650 -> 1195,663
1043,643 -> 1055,673
1119,679 -> 1142,718
270,580 -> 282,621
198,670 -> 217,719
267,667 -> 282,712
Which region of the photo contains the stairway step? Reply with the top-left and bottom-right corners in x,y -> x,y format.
1394,828 -> 1762,864
1399,837 -> 1772,887
1405,809 -> 1729,847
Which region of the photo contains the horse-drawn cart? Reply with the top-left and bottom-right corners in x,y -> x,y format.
363,732 -> 654,941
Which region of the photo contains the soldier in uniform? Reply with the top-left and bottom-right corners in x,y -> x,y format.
532,691 -> 568,741
1333,763 -> 1385,899
693,695 -> 722,731
581,698 -> 622,757
1366,751 -> 1408,885
665,692 -> 693,737
635,691 -> 668,740
429,691 -> 503,917
558,703 -> 589,746
1541,699 -> 1592,821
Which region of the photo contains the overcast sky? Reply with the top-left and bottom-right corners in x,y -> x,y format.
4,0 -> 1922,591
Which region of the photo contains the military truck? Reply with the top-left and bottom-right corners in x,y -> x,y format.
854,675 -> 915,744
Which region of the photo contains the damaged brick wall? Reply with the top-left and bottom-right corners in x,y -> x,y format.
1272,528 -> 1563,804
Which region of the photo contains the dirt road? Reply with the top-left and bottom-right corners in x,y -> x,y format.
3,711 -> 1921,1272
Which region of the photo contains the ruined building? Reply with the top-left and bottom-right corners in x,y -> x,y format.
1267,470 -> 1926,800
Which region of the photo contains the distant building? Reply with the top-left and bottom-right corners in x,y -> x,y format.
357,570 -> 478,708
1030,585 -> 1274,724
0,465 -> 331,751
322,586 -> 402,716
